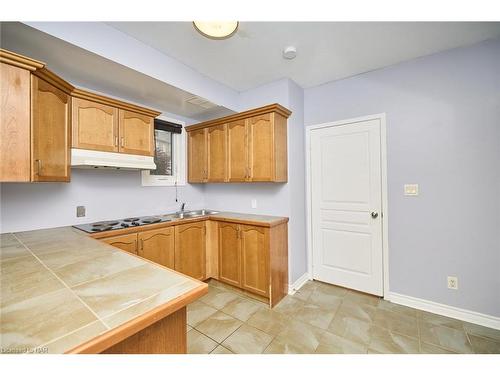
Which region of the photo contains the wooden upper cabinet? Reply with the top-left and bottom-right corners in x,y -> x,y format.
1,50 -> 73,183
102,233 -> 138,255
174,221 -> 206,280
1,49 -> 161,182
227,119 -> 248,182
207,124 -> 227,182
188,128 -> 207,183
186,104 -> 290,184
72,97 -> 118,152
247,114 -> 274,182
218,223 -> 241,287
119,109 -> 154,156
71,88 -> 159,156
138,227 -> 175,269
0,61 -> 31,182
240,225 -> 269,297
31,76 -> 71,182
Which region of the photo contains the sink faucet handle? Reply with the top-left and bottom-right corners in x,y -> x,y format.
181,202 -> 186,212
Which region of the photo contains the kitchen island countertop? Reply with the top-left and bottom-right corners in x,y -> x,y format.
0,227 -> 207,354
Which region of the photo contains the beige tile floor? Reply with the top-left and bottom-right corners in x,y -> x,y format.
187,280 -> 500,354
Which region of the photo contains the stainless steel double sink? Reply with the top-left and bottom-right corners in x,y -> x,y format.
165,209 -> 219,219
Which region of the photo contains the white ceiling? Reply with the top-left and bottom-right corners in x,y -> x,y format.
0,22 -> 234,121
108,22 -> 500,91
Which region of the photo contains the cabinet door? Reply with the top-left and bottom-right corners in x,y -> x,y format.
0,62 -> 31,182
174,222 -> 206,280
227,119 -> 248,182
72,97 -> 118,152
218,223 -> 241,287
248,114 -> 274,182
188,128 -> 207,183
119,109 -> 154,156
207,124 -> 227,182
31,76 -> 71,182
138,227 -> 175,269
101,233 -> 138,254
240,225 -> 269,297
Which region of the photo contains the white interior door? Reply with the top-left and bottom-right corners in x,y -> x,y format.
311,118 -> 384,296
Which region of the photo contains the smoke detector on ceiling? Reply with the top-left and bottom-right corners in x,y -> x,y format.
283,46 -> 297,60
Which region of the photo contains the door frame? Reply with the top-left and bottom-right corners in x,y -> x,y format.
305,113 -> 389,298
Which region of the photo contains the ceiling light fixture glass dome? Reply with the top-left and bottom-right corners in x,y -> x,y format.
193,21 -> 239,40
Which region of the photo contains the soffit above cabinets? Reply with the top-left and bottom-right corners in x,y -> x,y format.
0,22 -> 235,122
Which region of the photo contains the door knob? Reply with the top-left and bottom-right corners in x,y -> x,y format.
371,211 -> 379,219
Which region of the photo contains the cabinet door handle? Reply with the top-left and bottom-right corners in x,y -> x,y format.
35,159 -> 42,176
114,136 -> 118,147
120,137 -> 125,147
139,238 -> 143,251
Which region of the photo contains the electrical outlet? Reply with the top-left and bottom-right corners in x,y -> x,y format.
447,276 -> 458,290
76,206 -> 86,218
251,199 -> 257,209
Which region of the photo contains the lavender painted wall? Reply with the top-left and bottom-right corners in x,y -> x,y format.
304,39 -> 500,316
0,170 -> 205,233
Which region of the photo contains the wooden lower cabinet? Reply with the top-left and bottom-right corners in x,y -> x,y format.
218,222 -> 241,287
174,222 -> 206,280
102,233 -> 138,254
240,225 -> 269,297
138,227 -> 175,269
97,218 -> 287,307
216,222 -> 287,306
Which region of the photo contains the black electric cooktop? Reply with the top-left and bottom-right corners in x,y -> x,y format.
73,215 -> 172,233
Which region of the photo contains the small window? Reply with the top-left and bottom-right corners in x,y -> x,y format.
141,117 -> 186,186
151,128 -> 173,176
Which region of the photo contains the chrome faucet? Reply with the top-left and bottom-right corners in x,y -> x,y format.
180,202 -> 186,213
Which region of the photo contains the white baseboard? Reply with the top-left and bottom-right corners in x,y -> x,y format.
387,292 -> 500,330
288,273 -> 311,295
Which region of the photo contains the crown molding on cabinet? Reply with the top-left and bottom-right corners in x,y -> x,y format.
33,68 -> 75,94
185,103 -> 292,131
72,88 -> 161,118
0,48 -> 45,71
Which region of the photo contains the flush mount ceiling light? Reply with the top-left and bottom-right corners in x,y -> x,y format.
193,21 -> 239,40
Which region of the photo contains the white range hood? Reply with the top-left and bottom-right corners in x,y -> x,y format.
71,149 -> 156,170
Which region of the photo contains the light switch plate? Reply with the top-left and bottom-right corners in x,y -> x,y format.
404,184 -> 419,196
251,199 -> 257,209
